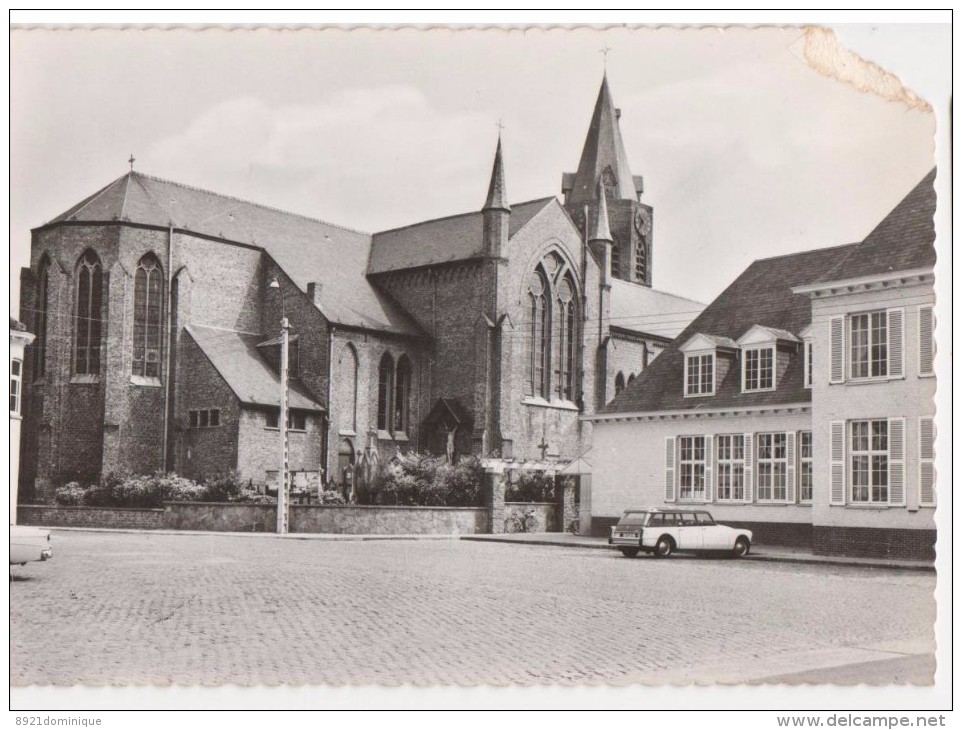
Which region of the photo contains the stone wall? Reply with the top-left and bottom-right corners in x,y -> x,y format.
503,502 -> 559,533
19,504 -> 166,530
164,502 -> 277,532
290,505 -> 490,535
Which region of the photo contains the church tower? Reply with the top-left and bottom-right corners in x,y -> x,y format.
562,75 -> 653,287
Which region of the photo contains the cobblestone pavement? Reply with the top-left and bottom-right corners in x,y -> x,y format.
10,531 -> 935,686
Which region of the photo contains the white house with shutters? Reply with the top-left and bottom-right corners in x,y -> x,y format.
585,169 -> 937,560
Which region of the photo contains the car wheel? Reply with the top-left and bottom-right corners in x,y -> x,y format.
619,547 -> 639,558
732,537 -> 750,558
654,536 -> 673,558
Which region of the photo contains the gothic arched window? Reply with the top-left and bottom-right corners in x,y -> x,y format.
133,253 -> 164,379
34,256 -> 51,380
528,268 -> 549,398
394,355 -> 412,433
340,343 -> 359,433
556,275 -> 576,401
614,372 -> 625,396
377,353 -> 394,432
74,250 -> 104,376
610,241 -> 621,278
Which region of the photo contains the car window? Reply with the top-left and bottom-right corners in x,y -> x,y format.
617,512 -> 650,527
695,512 -> 715,525
649,513 -> 663,526
681,513 -> 699,526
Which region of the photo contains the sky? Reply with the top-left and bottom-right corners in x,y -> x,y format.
8,23 -> 945,316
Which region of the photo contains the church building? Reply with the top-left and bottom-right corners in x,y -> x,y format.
18,76 -> 703,499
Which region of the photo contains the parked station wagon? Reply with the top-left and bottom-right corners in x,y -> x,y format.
10,525 -> 53,566
608,508 -> 752,559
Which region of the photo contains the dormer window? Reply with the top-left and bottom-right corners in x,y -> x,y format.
679,333 -> 737,398
736,324 -> 800,395
743,346 -> 774,392
685,353 -> 714,396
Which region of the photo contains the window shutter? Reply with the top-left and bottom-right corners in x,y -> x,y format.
888,417 -> 905,506
703,435 -> 713,503
829,316 -> 845,383
743,432 -> 754,503
918,306 -> 934,375
664,437 -> 676,502
829,421 -> 845,505
887,308 -> 904,378
919,417 -> 935,506
785,431 -> 796,503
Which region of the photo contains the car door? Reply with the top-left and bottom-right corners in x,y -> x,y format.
675,512 -> 704,550
697,513 -> 726,549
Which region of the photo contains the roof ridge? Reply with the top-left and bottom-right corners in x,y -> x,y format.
374,196 -> 556,237
751,240 -> 860,265
135,172 -> 370,237
51,173 -> 128,224
185,322 -> 263,337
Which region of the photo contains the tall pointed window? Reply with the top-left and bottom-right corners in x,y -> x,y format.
133,253 -> 164,379
528,269 -> 549,398
377,353 -> 394,432
394,356 -> 411,433
556,275 -> 576,401
33,257 -> 51,379
74,250 -> 104,376
610,241 -> 620,278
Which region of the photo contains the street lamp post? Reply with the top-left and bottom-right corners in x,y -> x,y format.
270,278 -> 290,534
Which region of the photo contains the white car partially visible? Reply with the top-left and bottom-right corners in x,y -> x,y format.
10,525 -> 53,566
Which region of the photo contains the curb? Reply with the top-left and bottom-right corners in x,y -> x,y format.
32,526 -> 935,571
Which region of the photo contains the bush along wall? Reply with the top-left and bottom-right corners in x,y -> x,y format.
368,453 -> 484,507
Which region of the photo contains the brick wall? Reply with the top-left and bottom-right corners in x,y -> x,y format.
164,502 -> 276,532
173,335 -> 241,482
814,525 -> 935,561
19,504 -> 166,530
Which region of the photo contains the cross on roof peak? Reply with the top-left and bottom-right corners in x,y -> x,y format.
128,154 -> 136,172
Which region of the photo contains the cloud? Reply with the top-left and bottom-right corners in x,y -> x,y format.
146,85 -> 494,230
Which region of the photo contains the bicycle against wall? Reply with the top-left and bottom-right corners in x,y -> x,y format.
504,507 -> 541,534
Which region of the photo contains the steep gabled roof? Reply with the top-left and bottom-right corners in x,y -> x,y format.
186,324 -> 324,412
609,279 -> 704,341
42,172 -> 421,337
368,197 -> 555,274
813,168 -> 936,284
600,242 -> 860,414
564,76 -> 638,207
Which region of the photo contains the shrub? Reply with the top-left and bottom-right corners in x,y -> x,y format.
318,490 -> 346,505
506,471 -> 555,503
376,452 -> 484,507
203,470 -> 245,502
54,482 -> 86,506
231,488 -> 276,505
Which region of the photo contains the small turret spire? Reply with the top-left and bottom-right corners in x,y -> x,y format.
483,134 -> 510,213
589,179 -> 612,243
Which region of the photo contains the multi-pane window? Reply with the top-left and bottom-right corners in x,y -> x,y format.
850,420 -> 888,503
799,431 -> 813,502
266,409 -> 306,430
743,346 -> 774,391
188,408 -> 221,428
377,353 -> 394,431
678,436 -> 706,501
133,254 -> 164,379
556,277 -> 576,401
756,432 -> 787,501
74,250 -> 104,376
716,434 -> 745,501
528,269 -> 549,398
685,354 -> 714,396
34,260 -> 50,379
394,356 -> 411,433
850,312 -> 888,379
10,359 -> 23,415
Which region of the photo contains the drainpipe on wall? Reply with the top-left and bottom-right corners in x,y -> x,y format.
162,225 -> 174,472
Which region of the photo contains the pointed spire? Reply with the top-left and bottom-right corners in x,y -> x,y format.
589,179 -> 612,243
566,75 -> 637,207
483,134 -> 510,213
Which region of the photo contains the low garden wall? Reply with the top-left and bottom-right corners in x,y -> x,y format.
290,505 -> 490,535
18,502 -> 491,535
19,504 -> 166,530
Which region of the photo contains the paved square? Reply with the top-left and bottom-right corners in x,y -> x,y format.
10,531 -> 935,686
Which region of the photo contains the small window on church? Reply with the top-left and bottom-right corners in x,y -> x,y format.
610,242 -> 620,278
394,356 -> 411,433
635,240 -> 647,282
377,353 -> 394,431
74,250 -> 104,376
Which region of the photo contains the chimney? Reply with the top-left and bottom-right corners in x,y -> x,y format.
615,108 -> 621,120
306,282 -> 323,307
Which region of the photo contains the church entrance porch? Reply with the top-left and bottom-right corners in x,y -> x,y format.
481,458 -> 584,535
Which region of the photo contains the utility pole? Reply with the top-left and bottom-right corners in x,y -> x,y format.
277,315 -> 290,534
